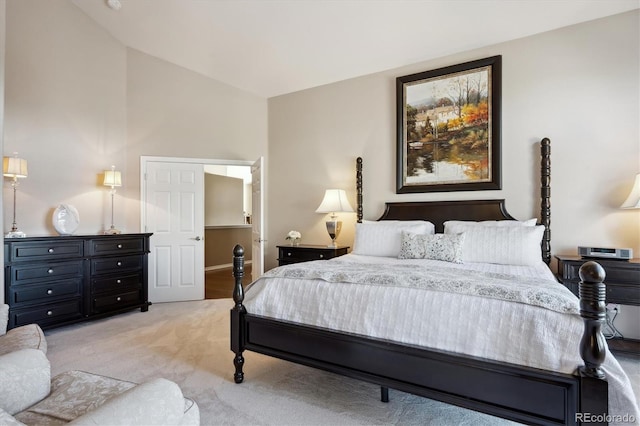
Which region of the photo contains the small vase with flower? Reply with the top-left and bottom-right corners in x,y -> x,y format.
286,230 -> 301,246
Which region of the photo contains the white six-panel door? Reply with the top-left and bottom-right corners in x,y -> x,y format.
145,161 -> 205,303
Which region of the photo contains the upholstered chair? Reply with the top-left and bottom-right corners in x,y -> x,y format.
0,305 -> 199,425
0,304 -> 47,356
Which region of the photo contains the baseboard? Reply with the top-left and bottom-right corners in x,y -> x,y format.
206,260 -> 252,272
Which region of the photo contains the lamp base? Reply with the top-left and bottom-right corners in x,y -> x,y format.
5,230 -> 27,238
104,227 -> 121,235
325,219 -> 342,248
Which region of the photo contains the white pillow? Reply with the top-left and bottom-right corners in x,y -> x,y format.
444,219 -> 537,233
353,221 -> 435,257
398,232 -> 465,263
444,224 -> 545,266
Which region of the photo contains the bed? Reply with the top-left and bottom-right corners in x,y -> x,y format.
230,138 -> 638,425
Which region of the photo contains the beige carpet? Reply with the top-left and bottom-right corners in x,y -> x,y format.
44,299 -> 639,425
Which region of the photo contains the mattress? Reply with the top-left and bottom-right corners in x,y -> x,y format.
244,254 -> 639,424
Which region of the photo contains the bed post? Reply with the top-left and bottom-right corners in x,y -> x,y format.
357,157 -> 363,223
358,155 -> 391,403
357,156 -> 389,400
577,261 -> 608,422
540,138 -> 551,265
231,244 -> 247,384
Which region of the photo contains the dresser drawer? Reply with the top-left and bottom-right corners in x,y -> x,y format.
92,290 -> 142,314
602,264 -> 639,284
9,299 -> 83,328
9,260 -> 84,284
9,240 -> 84,262
92,273 -> 142,294
88,237 -> 146,256
277,245 -> 350,266
279,249 -> 321,262
556,256 -> 640,307
562,261 -> 639,285
91,255 -> 143,275
606,283 -> 640,305
8,279 -> 82,306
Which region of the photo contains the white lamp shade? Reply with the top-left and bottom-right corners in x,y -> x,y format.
103,169 -> 122,187
3,157 -> 28,178
315,189 -> 354,214
621,173 -> 640,209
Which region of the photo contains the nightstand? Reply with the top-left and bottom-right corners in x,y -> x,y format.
277,244 -> 349,266
555,255 -> 640,355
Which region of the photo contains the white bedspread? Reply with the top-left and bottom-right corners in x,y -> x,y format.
244,254 -> 639,424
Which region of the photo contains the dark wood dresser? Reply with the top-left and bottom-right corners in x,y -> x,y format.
556,255 -> 640,354
4,233 -> 152,330
277,244 -> 349,266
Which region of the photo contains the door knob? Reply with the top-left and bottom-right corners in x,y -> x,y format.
194,236 -> 202,241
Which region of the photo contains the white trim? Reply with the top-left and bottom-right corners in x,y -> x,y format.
141,155 -> 253,166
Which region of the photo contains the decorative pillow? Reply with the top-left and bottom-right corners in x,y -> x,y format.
398,232 -> 465,263
352,221 -> 435,257
444,224 -> 544,265
397,231 -> 429,259
444,219 -> 537,233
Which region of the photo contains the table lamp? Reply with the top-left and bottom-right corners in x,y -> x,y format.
621,173 -> 640,209
315,189 -> 354,247
104,165 -> 122,234
3,155 -> 28,238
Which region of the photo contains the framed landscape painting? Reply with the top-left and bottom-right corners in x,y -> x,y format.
396,55 -> 502,193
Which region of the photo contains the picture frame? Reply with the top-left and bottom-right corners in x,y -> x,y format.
396,55 -> 502,193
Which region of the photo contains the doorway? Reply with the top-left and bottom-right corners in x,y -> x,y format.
202,164 -> 253,299
141,156 -> 263,304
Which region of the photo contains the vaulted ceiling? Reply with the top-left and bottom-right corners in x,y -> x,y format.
72,0 -> 639,98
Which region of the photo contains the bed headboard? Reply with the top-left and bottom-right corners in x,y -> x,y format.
355,138 -> 551,264
377,199 -> 514,233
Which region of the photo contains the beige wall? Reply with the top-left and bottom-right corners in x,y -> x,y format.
124,49 -> 267,232
1,2 -> 638,331
4,0 -> 127,236
2,0 -> 268,237
205,173 -> 244,226
268,10 -> 639,266
1,0 -> 268,303
205,226 -> 252,268
268,11 -> 640,336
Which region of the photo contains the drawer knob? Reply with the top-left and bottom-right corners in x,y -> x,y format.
319,254 -> 324,258
47,289 -> 53,295
116,297 -> 122,301
48,248 -> 54,253
47,310 -> 53,316
117,261 -> 122,266
116,279 -> 122,284
287,252 -> 292,256
48,269 -> 54,274
117,244 -> 123,249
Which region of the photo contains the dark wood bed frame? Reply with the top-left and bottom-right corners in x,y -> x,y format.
231,138 -> 609,425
